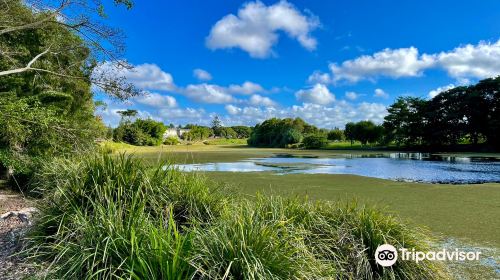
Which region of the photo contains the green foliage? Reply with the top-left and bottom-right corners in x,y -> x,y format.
231,125 -> 252,138
248,117 -> 320,147
27,155 -> 448,279
211,115 -> 223,136
164,136 -> 180,145
303,134 -> 328,149
191,198 -> 322,279
383,97 -> 427,146
28,154 -> 222,278
113,118 -> 166,146
383,77 -> 500,148
284,128 -> 303,144
327,128 -> 345,141
0,0 -> 109,188
182,126 -> 212,141
135,118 -> 167,142
219,126 -> 237,139
344,121 -> 384,145
0,94 -> 100,189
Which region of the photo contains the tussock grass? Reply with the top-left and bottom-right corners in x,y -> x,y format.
26,154 -> 449,279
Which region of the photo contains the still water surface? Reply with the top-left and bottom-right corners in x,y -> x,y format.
175,153 -> 500,184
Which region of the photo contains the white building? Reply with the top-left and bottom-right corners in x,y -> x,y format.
163,128 -> 190,139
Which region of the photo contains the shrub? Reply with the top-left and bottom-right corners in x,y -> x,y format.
190,196 -> 448,279
113,119 -> 166,146
328,128 -> 345,141
164,136 -> 180,145
190,199 -> 322,279
27,155 -> 448,279
27,155 -> 226,278
303,134 -> 328,149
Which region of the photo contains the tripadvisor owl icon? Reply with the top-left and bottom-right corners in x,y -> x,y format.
375,244 -> 398,267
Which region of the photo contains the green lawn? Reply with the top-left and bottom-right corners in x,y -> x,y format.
115,143 -> 500,247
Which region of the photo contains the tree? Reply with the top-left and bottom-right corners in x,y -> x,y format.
0,0 -> 140,100
183,126 -> 212,141
134,119 -> 166,144
211,115 -> 222,136
284,128 -> 303,145
248,117 -> 320,148
475,76 -> 500,147
117,109 -> 138,122
345,121 -> 384,145
219,127 -> 237,139
303,134 -> 328,149
345,122 -> 356,145
383,97 -> 427,146
231,126 -> 252,139
327,128 -> 344,141
113,118 -> 165,146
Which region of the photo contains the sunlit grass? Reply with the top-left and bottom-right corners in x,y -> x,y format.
26,154 -> 449,279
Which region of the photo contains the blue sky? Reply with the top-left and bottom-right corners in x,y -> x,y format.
96,0 -> 500,128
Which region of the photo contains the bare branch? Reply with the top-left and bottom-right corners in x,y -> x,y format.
0,0 -> 69,35
0,47 -> 50,76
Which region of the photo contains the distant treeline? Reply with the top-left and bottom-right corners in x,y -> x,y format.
248,77 -> 500,150
113,76 -> 499,149
112,114 -> 253,146
383,76 -> 499,149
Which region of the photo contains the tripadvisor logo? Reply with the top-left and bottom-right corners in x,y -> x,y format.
375,244 -> 398,267
375,244 -> 482,267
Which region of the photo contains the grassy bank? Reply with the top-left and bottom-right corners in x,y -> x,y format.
27,155 -> 447,279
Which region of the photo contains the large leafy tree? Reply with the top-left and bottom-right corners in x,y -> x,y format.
248,117 -> 320,147
0,0 -> 138,99
383,76 -> 499,148
383,97 -> 427,146
0,0 -> 138,186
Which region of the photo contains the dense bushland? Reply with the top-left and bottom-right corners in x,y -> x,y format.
27,154 -> 449,279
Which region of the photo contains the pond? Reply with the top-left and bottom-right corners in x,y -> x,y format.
174,153 -> 500,184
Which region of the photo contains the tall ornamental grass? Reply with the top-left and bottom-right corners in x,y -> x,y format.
26,154 -> 449,279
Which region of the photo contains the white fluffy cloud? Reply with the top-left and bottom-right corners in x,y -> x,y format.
193,68 -> 213,81
135,92 -> 177,108
428,84 -> 455,98
182,81 -> 269,104
159,107 -> 206,120
225,104 -> 242,115
248,94 -> 276,106
374,88 -> 389,99
228,81 -> 264,95
93,62 -> 175,91
345,91 -> 358,100
184,84 -> 236,104
206,0 -> 319,58
436,40 -> 500,79
308,71 -> 331,84
295,84 -> 335,105
329,47 -> 435,83
310,39 -> 500,84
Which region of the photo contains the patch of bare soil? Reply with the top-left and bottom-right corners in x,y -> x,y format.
0,186 -> 39,280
